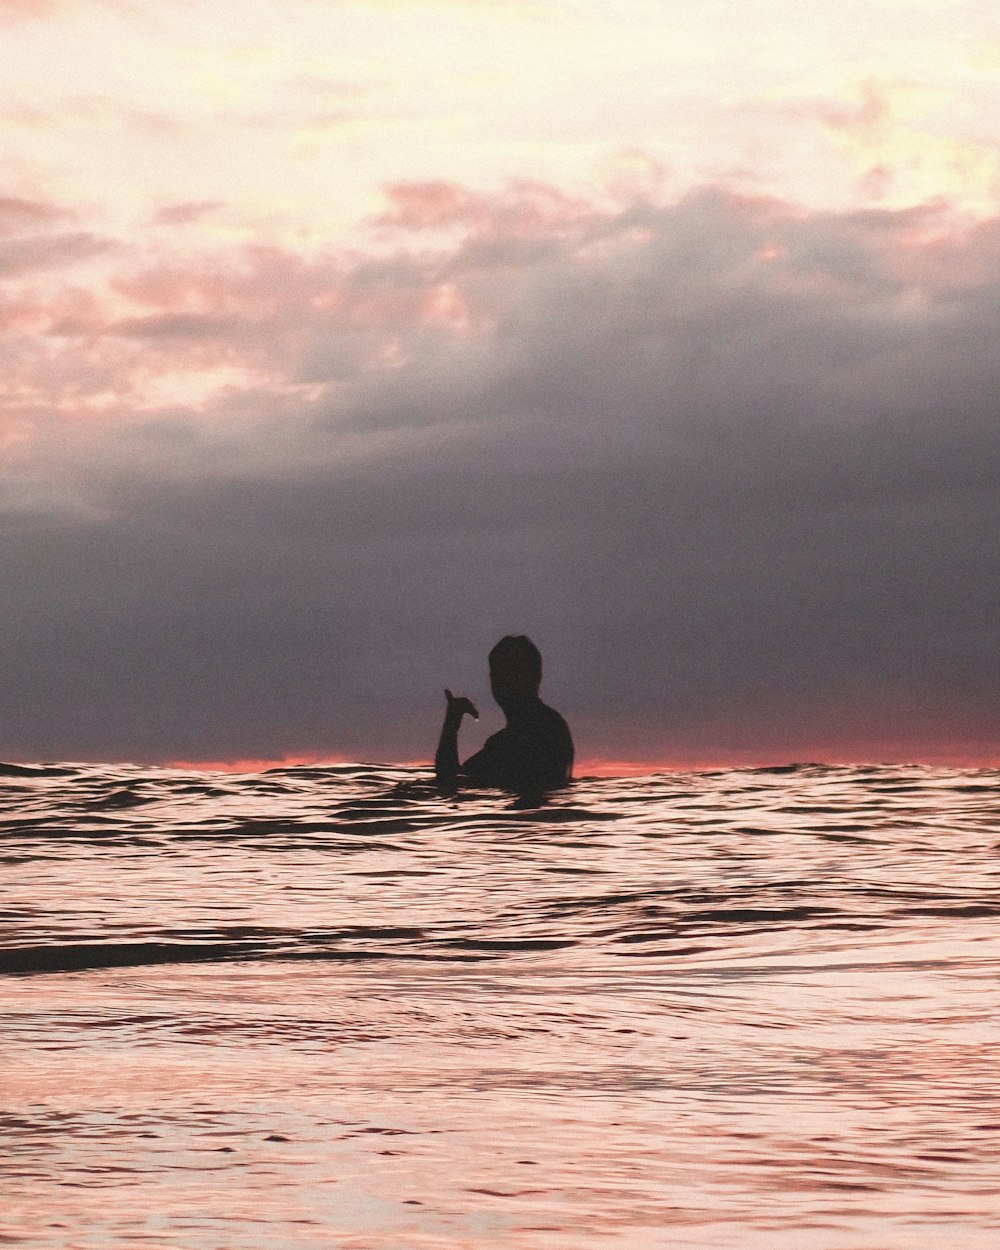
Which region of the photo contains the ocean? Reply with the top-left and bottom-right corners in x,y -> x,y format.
3,761 -> 998,1249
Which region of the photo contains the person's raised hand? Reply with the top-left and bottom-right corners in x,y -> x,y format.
445,689 -> 479,720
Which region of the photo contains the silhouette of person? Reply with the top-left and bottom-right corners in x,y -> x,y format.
435,635 -> 573,800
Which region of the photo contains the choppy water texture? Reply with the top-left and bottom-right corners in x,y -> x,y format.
3,762 -> 999,1249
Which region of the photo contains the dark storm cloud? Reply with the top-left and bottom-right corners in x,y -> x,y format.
1,185 -> 997,764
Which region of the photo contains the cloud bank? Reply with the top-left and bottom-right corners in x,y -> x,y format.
0,181 -> 997,766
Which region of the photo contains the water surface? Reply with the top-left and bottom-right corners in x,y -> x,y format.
3,762 -> 999,1248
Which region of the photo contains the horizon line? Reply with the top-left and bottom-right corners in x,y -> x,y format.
3,749 -> 998,774
105,749 -> 1000,774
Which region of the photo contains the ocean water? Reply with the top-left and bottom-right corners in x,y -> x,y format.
2,761 -> 999,1250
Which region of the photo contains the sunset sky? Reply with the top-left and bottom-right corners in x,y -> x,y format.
1,0 -> 998,769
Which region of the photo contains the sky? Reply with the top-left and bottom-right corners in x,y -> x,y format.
0,0 -> 998,770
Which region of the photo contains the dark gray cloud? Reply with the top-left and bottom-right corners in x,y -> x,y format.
0,186 -> 997,765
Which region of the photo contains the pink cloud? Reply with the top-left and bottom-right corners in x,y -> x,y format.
375,178 -> 595,241
42,287 -> 108,337
106,312 -> 240,340
0,0 -> 59,16
0,180 -> 979,428
61,94 -> 185,136
6,176 -> 974,435
377,179 -> 483,230
0,231 -> 112,277
111,246 -> 338,314
0,91 -> 184,135
152,201 -> 225,227
747,80 -> 895,139
859,164 -> 893,201
0,0 -> 127,19
0,195 -> 70,235
122,107 -> 186,138
0,101 -> 53,127
820,80 -> 893,138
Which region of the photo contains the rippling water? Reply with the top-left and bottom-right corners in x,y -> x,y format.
3,761 -> 999,1248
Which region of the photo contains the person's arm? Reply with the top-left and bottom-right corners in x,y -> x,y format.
435,688 -> 478,796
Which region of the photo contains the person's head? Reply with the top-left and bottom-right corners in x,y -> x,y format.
489,635 -> 542,709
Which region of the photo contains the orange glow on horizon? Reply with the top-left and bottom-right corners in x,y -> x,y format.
165,754 -> 349,773
163,748 -> 1000,776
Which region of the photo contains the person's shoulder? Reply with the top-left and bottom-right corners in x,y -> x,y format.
460,726 -> 510,780
537,701 -> 572,737
537,698 -> 566,720
472,726 -> 510,755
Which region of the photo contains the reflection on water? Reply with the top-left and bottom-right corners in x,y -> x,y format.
2,762 -> 999,1248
